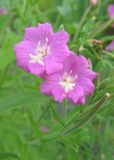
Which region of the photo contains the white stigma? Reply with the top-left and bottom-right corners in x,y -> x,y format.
59,71 -> 77,93
29,37 -> 50,65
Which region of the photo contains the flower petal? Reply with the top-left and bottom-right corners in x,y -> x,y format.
78,69 -> 97,81
108,4 -> 114,18
28,63 -> 45,76
45,56 -> 63,74
73,55 -> 90,75
24,23 -> 53,44
14,40 -> 36,71
78,55 -> 89,69
67,85 -> 84,104
40,81 -> 53,96
63,53 -> 79,74
44,72 -> 62,82
76,77 -> 95,95
51,29 -> 69,46
77,95 -> 86,104
52,85 -> 65,103
24,27 -> 39,44
106,40 -> 114,51
50,44 -> 70,63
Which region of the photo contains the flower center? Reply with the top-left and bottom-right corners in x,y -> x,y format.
59,71 -> 77,93
29,38 -> 50,66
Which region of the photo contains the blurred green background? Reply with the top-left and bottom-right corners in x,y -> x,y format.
0,0 -> 114,160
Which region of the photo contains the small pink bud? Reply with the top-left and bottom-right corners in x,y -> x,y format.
89,0 -> 98,6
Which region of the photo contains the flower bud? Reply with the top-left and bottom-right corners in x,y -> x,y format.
89,0 -> 98,7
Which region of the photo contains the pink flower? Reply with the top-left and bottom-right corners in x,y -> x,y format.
106,41 -> 114,51
108,4 -> 114,18
41,53 -> 97,104
14,23 -> 70,76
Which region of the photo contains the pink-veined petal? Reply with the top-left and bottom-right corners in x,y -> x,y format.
40,81 -> 54,96
44,72 -> 62,82
63,53 -> 78,74
52,85 -> 65,103
78,69 -> 97,81
78,55 -> 89,69
24,23 -> 53,44
51,29 -> 69,47
45,56 -> 63,74
14,40 -> 36,71
28,62 -> 45,76
50,44 -> 70,63
67,85 -> 84,104
77,77 -> 95,95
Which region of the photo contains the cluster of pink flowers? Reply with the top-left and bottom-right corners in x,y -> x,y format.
14,23 -> 97,104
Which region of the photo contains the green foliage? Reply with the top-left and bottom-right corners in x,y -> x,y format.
0,0 -> 114,160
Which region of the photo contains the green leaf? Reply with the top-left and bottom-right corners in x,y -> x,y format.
50,103 -> 64,126
0,50 -> 15,70
0,31 -> 21,70
61,93 -> 110,135
79,47 -> 95,59
0,153 -> 19,159
0,90 -> 49,112
101,36 -> 114,42
28,114 -> 41,138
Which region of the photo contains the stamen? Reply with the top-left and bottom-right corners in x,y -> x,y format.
29,38 -> 50,65
38,41 -> 41,46
46,37 -> 48,43
74,75 -> 77,80
29,53 -> 34,58
70,70 -> 72,74
38,60 -> 45,66
59,72 -> 76,93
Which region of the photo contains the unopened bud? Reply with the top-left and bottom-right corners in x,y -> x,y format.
89,0 -> 98,7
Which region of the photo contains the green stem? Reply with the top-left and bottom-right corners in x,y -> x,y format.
91,18 -> 114,38
27,106 -> 49,141
64,102 -> 67,125
102,50 -> 114,59
101,36 -> 114,42
37,106 -> 49,124
29,94 -> 110,142
73,6 -> 91,40
23,0 -> 29,15
50,104 -> 64,126
28,114 -> 41,138
0,65 -> 9,88
62,100 -> 67,125
55,14 -> 61,29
